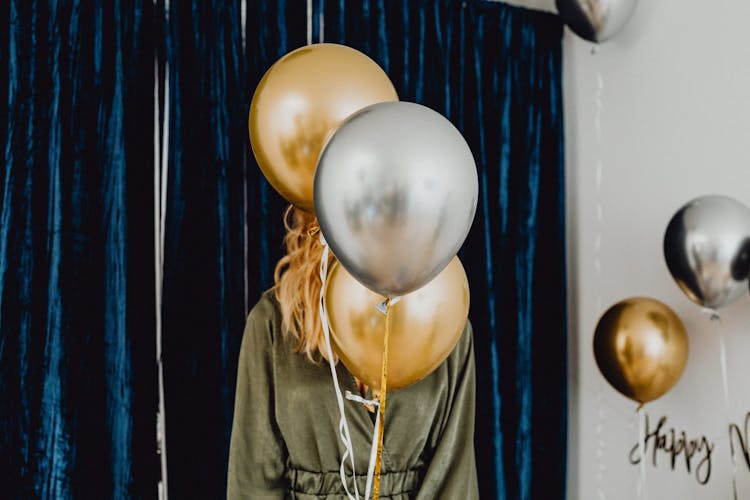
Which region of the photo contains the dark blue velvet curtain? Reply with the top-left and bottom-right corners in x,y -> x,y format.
0,0 -> 158,498
1,1 -> 565,498
161,1 -> 567,499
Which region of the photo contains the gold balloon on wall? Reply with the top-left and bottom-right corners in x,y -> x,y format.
249,43 -> 398,212
325,256 -> 470,390
593,297 -> 689,405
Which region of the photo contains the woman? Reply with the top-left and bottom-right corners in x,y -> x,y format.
227,207 -> 479,499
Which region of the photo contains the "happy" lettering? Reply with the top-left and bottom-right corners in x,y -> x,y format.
628,414 -> 713,485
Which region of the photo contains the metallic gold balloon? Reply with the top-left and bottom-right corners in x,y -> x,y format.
325,256 -> 469,390
249,44 -> 398,211
593,297 -> 688,405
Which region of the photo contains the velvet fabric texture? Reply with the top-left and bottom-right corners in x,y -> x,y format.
0,1 -> 566,498
0,1 -> 157,498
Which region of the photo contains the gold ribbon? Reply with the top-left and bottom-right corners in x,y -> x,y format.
372,298 -> 391,500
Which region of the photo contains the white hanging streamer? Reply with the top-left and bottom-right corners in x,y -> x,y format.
153,36 -> 170,498
241,0 -> 249,315
594,388 -> 607,500
593,68 -> 604,314
240,0 -> 247,52
160,64 -> 169,276
153,54 -> 164,500
592,63 -> 608,500
306,0 -> 313,46
319,11 -> 325,43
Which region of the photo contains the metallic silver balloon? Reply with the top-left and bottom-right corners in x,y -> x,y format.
314,102 -> 478,297
664,195 -> 750,310
556,0 -> 638,43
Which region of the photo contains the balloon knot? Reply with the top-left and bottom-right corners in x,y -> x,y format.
376,296 -> 402,315
701,307 -> 721,322
376,299 -> 389,315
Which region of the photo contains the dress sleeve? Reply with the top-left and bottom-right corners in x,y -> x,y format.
227,297 -> 288,499
416,322 -> 479,500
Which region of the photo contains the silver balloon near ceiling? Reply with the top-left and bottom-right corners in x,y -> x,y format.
556,0 -> 638,43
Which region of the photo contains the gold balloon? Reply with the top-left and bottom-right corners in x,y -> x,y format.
249,44 -> 399,211
593,297 -> 689,405
325,256 -> 470,390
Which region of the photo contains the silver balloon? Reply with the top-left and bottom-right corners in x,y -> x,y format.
556,0 -> 638,43
664,195 -> 750,310
314,102 -> 478,297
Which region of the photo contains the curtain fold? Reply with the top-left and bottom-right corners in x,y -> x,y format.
0,1 -> 158,498
159,1 -> 258,498
1,1 -> 565,498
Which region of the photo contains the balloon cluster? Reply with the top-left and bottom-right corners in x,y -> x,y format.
593,195 -> 750,407
249,43 -> 478,388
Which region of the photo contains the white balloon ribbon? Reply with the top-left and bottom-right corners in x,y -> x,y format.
319,241 -> 359,500
344,391 -> 381,500
319,238 -> 382,500
636,406 -> 647,500
701,308 -> 739,500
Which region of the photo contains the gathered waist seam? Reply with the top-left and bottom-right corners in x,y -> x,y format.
285,465 -> 423,496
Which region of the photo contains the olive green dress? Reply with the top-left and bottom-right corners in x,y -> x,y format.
227,292 -> 479,499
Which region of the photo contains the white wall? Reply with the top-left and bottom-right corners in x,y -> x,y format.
562,1 -> 750,499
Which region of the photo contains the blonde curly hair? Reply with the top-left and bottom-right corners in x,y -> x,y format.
272,205 -> 333,362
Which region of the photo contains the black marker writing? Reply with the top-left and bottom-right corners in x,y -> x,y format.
629,413 -> 713,485
729,412 -> 750,470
